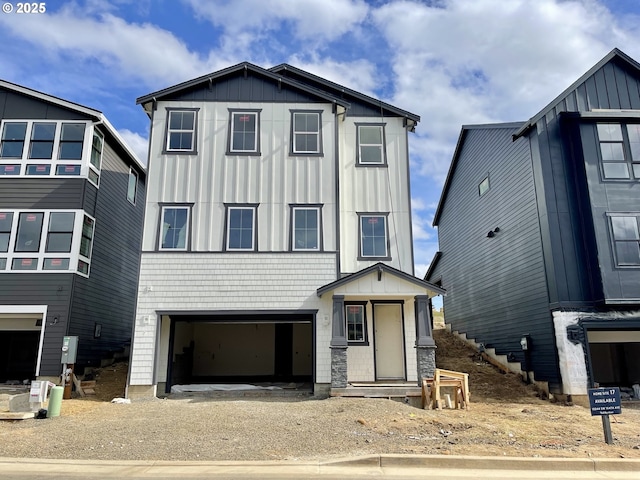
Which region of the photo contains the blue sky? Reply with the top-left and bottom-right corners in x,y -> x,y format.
1,0 -> 640,280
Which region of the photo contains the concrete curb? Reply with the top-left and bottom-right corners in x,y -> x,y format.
2,454 -> 639,472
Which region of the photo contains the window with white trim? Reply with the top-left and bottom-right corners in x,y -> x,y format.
356,123 -> 386,165
291,206 -> 320,251
127,168 -> 138,205
228,110 -> 260,154
165,110 -> 197,153
479,176 -> 490,196
160,206 -> 190,251
359,214 -> 389,259
345,302 -> 368,344
291,111 -> 322,155
597,123 -> 640,180
609,214 -> 640,266
226,206 -> 256,251
0,120 -> 99,180
0,209 -> 95,276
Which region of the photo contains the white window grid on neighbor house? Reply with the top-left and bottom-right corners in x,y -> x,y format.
0,120 -> 102,186
227,109 -> 261,155
0,209 -> 95,276
597,123 -> 640,180
608,213 -> 640,266
164,109 -> 198,153
356,123 -> 387,165
290,110 -> 323,155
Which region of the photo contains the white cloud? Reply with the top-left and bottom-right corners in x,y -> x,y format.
118,129 -> 149,166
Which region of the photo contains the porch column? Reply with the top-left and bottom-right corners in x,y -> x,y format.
330,295 -> 347,388
415,295 -> 436,381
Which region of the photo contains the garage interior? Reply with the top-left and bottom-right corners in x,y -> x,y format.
165,313 -> 314,394
588,329 -> 640,389
0,314 -> 42,384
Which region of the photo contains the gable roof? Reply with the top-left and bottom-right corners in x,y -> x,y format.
269,63 -> 420,126
513,48 -> 640,139
136,62 -> 419,127
317,262 -> 446,297
0,79 -> 146,174
432,122 -> 525,226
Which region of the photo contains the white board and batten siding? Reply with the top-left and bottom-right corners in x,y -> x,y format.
142,101 -> 337,253
129,253 -> 336,386
338,116 -> 413,275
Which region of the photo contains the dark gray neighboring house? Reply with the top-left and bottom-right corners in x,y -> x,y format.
426,48 -> 640,402
0,80 -> 146,383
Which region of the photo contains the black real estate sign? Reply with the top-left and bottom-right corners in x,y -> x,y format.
588,387 -> 621,416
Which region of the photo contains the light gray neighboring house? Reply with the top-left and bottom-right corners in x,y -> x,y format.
126,62 -> 444,399
0,80 -> 146,383
427,49 -> 640,402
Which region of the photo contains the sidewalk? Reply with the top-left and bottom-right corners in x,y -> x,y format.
0,455 -> 638,479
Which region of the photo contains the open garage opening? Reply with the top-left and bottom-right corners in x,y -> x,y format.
163,312 -> 315,394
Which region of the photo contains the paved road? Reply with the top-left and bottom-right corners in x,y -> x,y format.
1,456 -> 638,480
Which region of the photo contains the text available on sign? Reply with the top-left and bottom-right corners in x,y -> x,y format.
588,387 -> 621,416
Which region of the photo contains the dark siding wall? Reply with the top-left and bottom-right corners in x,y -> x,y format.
432,126 -> 560,386
0,88 -> 90,120
68,142 -> 146,369
0,179 -> 86,209
0,274 -> 74,376
578,122 -> 640,302
530,59 -> 640,306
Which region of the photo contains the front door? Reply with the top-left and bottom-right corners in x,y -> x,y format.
374,303 -> 405,380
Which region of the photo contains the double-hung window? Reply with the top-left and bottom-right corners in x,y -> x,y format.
345,302 -> 368,345
228,110 -> 260,155
160,206 -> 190,251
165,109 -> 197,153
225,205 -> 257,251
609,214 -> 640,266
356,123 -> 386,165
597,123 -> 640,180
291,111 -> 322,155
291,206 -> 321,251
359,213 -> 390,259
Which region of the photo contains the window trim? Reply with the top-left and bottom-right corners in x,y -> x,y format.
289,110 -> 323,156
163,108 -> 199,155
607,212 -> 640,267
355,123 -> 387,167
0,209 -> 94,276
289,204 -> 323,251
357,212 -> 391,261
227,109 -> 261,156
158,204 -> 192,252
224,204 -> 258,252
127,168 -> 138,205
345,301 -> 369,346
596,122 -> 640,181
88,129 -> 103,187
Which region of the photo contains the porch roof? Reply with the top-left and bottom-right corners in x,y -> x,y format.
317,262 -> 446,298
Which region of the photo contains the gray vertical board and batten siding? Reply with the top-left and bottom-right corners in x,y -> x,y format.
529,58 -> 640,306
430,125 -> 560,385
67,142 -> 146,368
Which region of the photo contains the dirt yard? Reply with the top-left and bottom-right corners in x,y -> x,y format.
1,328 -> 639,461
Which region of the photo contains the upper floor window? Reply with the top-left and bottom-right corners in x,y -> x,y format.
356,123 -> 386,165
609,214 -> 640,266
165,109 -> 197,153
479,176 -> 490,196
127,168 -> 138,205
228,110 -> 261,155
597,123 -> 640,180
291,206 -> 321,251
358,213 -> 390,260
0,120 -> 96,180
290,111 -> 322,155
0,209 -> 95,276
159,205 -> 190,251
225,205 -> 257,251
